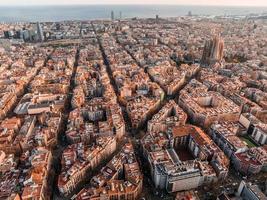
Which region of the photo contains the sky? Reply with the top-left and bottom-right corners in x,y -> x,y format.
1,0 -> 267,7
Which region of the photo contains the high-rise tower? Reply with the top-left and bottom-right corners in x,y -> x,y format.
36,22 -> 44,42
111,11 -> 114,21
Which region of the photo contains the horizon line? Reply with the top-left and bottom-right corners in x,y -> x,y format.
1,4 -> 267,8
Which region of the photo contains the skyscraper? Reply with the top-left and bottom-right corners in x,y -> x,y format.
36,22 -> 44,42
188,11 -> 192,16
201,34 -> 224,65
111,11 -> 114,21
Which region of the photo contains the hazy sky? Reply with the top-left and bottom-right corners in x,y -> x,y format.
2,0 -> 267,6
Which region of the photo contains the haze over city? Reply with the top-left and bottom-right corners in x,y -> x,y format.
0,1 -> 267,200
2,0 -> 267,6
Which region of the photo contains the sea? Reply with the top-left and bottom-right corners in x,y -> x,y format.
0,5 -> 267,22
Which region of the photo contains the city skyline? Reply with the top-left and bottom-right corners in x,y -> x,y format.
0,2 -> 267,200
2,0 -> 267,7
